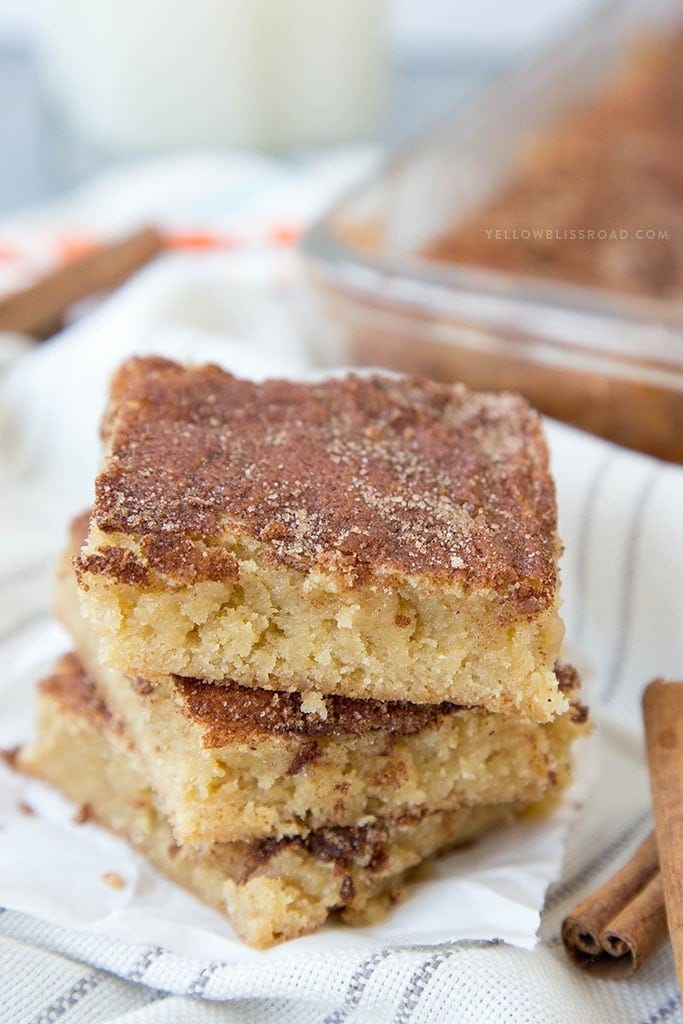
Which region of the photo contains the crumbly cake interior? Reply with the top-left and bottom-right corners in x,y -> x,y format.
77,530 -> 566,718
58,532 -> 585,845
18,657 -> 525,949
18,362 -> 590,948
75,359 -> 567,720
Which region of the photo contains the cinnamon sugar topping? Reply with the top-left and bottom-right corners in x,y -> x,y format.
173,675 -> 467,746
38,653 -> 122,734
89,358 -> 558,605
162,663 -> 571,746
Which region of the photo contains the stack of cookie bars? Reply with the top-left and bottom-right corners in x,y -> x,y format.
19,357 -> 589,947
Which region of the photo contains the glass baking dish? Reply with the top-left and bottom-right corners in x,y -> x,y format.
301,0 -> 683,463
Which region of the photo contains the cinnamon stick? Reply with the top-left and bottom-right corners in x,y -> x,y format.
562,831 -> 667,977
0,226 -> 163,340
643,680 -> 683,994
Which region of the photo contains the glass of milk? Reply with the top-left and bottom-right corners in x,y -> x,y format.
38,0 -> 385,153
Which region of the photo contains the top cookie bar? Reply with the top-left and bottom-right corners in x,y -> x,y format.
76,357 -> 567,720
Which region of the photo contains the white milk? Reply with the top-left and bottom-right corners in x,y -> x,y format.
39,0 -> 385,152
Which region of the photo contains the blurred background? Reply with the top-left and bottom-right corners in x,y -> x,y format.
0,0 -> 592,213
0,0 -> 679,463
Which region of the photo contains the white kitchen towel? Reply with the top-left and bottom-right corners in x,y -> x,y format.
0,157 -> 681,1023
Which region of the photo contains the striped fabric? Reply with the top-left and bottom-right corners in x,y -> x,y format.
2,345 -> 681,1023
1,212 -> 682,1021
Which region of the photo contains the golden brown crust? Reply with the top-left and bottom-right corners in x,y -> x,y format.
553,662 -> 588,723
86,358 -> 558,607
160,663 -> 576,746
39,649 -> 583,752
241,821 -> 394,880
38,653 -> 122,734
77,546 -> 150,587
171,675 -> 469,746
555,662 -> 580,695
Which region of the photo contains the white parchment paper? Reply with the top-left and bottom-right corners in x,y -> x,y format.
0,264 -> 596,963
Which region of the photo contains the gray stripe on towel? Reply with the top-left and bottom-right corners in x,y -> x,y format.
29,972 -> 101,1024
393,949 -> 455,1024
603,471 -> 659,701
